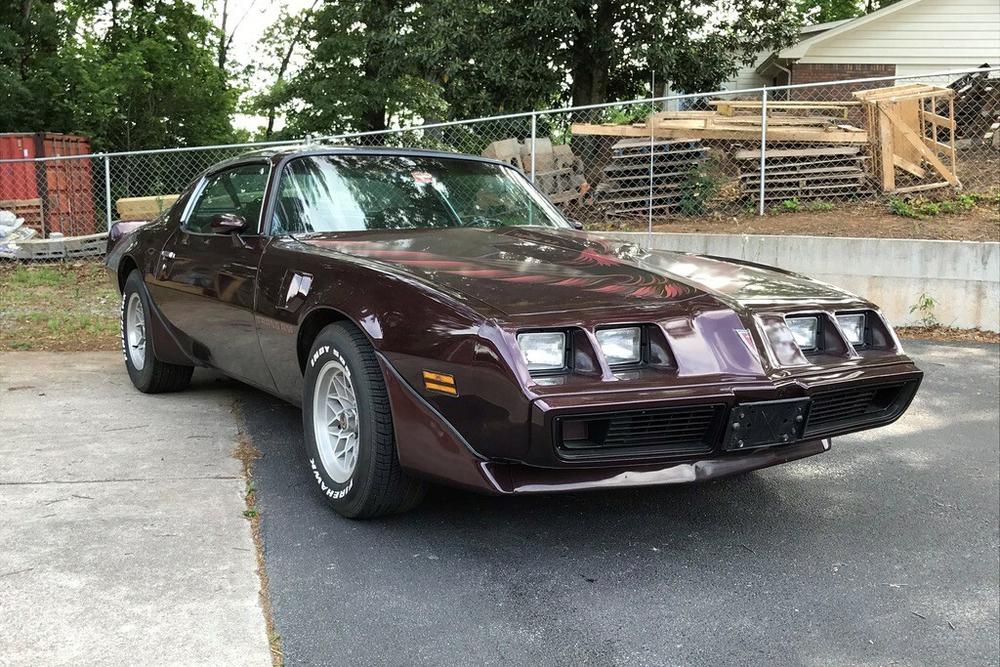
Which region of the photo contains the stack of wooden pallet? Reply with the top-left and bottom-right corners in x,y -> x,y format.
593,138 -> 708,215
482,137 -> 588,205
949,67 -> 1000,142
733,146 -> 872,204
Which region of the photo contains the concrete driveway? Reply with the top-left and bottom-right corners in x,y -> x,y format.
239,340 -> 999,666
0,353 -> 271,666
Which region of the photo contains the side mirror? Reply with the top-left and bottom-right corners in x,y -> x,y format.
568,219 -> 584,230
210,213 -> 247,234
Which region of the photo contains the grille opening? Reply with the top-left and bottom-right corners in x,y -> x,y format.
556,404 -> 724,460
805,381 -> 916,436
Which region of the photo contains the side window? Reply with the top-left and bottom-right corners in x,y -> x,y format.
271,159 -> 361,235
185,164 -> 270,234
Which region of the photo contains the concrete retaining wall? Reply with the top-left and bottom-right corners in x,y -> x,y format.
597,232 -> 1000,332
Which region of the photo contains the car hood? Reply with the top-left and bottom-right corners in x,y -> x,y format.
296,227 -> 861,317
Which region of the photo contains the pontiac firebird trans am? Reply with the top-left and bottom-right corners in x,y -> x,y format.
106,147 -> 922,518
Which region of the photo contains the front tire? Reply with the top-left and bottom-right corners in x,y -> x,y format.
121,269 -> 193,393
303,322 -> 426,518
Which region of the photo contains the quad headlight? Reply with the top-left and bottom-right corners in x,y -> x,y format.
516,331 -> 566,371
595,327 -> 642,366
836,313 -> 866,345
785,316 -> 819,350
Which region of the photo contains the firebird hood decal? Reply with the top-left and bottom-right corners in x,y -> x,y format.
297,227 -> 857,316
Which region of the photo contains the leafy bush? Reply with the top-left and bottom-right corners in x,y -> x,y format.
909,292 -> 939,327
889,197 -> 920,219
677,156 -> 722,216
807,201 -> 836,212
917,201 -> 941,217
768,197 -> 801,214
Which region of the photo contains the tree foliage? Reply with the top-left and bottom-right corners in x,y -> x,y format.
5,0 -> 812,147
797,0 -> 901,24
1,0 -> 238,151
279,0 -> 802,136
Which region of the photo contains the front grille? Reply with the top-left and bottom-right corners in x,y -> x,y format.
555,404 -> 724,460
804,381 -> 916,436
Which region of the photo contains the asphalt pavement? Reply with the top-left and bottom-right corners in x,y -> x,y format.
241,340 -> 1000,666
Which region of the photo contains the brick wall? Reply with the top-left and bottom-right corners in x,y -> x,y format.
791,63 -> 896,100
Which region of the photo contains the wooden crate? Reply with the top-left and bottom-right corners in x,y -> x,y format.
853,84 -> 958,194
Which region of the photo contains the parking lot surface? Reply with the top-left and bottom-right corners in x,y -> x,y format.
241,340 -> 999,666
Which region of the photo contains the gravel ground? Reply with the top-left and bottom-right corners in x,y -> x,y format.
240,340 -> 999,666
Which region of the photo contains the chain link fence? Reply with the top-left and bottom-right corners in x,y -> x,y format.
1,67 -> 997,257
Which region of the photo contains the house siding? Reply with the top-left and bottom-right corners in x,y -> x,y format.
797,0 -> 1000,67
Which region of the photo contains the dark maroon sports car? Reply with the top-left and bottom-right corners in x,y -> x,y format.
106,146 -> 922,518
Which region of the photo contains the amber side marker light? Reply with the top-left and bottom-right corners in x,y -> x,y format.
422,370 -> 457,396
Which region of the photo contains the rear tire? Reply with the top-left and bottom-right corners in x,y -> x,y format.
303,322 -> 426,518
121,269 -> 193,393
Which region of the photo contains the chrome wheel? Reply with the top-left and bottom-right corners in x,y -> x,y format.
125,293 -> 146,371
313,358 -> 359,483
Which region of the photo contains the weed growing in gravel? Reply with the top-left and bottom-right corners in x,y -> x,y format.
909,292 -> 939,327
890,194 -> 989,220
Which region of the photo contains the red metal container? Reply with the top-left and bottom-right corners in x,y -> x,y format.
0,133 -> 98,236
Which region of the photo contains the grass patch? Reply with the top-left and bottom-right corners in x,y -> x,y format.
0,261 -> 119,351
232,418 -> 284,667
889,193 -> 986,220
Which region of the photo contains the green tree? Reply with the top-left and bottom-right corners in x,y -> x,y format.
0,1 -> 75,132
66,0 -> 239,151
281,0 -> 801,135
797,0 -> 901,24
560,0 -> 801,103
243,1 -> 320,140
1,0 -> 239,151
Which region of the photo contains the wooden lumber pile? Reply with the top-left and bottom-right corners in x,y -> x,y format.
733,146 -> 872,204
482,138 -> 588,205
948,67 -> 1000,143
116,194 -> 180,221
572,108 -> 868,144
854,84 -> 959,193
593,138 -> 708,215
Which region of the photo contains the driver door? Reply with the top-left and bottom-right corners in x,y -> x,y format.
149,161 -> 275,389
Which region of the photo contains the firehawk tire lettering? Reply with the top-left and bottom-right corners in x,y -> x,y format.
310,458 -> 352,499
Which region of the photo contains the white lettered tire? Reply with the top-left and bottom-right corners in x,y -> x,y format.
302,322 -> 426,518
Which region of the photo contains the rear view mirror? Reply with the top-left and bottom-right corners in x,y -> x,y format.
568,219 -> 584,230
210,213 -> 247,234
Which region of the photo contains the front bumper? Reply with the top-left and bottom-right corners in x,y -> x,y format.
380,355 -> 921,495
487,437 -> 830,494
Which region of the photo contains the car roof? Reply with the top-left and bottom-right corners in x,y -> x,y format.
214,144 -> 511,171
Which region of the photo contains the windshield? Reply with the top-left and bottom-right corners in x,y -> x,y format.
272,154 -> 570,234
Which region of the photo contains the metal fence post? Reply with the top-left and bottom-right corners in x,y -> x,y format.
648,103 -> 655,240
529,113 -> 537,183
103,154 -> 112,230
758,89 -> 768,217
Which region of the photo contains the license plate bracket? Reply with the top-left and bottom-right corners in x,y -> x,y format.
723,398 -> 810,451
